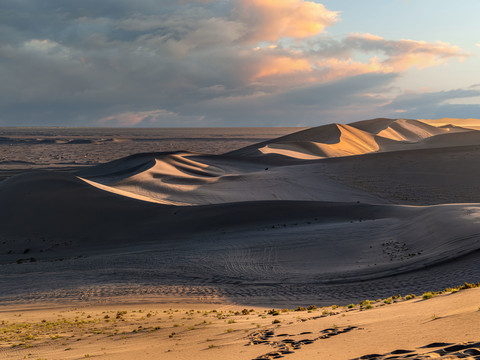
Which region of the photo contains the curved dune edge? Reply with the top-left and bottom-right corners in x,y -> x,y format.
78,177 -> 184,205
75,152 -> 386,206
259,124 -> 383,159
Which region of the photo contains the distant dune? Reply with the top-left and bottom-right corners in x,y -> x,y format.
421,117 -> 480,130
228,117 -> 479,159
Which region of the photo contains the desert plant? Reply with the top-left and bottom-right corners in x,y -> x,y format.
422,292 -> 434,300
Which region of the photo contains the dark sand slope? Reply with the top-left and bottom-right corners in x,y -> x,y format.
1,118 -> 480,306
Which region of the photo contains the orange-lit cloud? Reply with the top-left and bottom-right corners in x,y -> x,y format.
385,41 -> 467,71
248,33 -> 467,86
253,56 -> 312,79
346,34 -> 468,71
314,57 -> 390,81
234,0 -> 338,43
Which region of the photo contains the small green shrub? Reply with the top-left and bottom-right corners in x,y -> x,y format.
267,309 -> 280,316
422,292 -> 434,300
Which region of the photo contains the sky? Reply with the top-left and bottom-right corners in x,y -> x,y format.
0,0 -> 479,127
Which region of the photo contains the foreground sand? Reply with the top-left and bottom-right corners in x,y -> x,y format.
1,288 -> 479,360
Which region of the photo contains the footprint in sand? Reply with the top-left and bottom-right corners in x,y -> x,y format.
353,341 -> 480,360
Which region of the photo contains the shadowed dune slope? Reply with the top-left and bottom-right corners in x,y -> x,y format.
0,170 -> 390,245
1,170 -> 480,285
319,144 -> 480,205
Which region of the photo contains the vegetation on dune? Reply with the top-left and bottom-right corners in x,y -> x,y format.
1,282 -> 479,352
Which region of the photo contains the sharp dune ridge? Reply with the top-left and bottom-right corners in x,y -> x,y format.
228,117 -> 477,159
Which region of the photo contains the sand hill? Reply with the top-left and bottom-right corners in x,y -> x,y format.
1,118 -> 480,359
228,117 -> 480,160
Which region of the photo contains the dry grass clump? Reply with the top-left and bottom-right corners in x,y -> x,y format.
420,282 -> 480,300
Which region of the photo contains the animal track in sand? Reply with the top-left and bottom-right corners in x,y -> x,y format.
248,326 -> 359,360
381,240 -> 423,262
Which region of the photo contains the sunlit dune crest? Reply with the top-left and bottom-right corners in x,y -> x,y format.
258,124 -> 383,158
231,118 -> 480,160
420,117 -> 480,130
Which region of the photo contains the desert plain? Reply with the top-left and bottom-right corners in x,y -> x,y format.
1,118 -> 480,359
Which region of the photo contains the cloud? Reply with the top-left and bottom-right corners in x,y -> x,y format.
0,0 -> 471,127
252,56 -> 312,79
98,109 -> 206,127
233,0 -> 338,43
177,72 -> 398,126
247,34 -> 466,88
381,88 -> 480,119
344,34 -> 468,71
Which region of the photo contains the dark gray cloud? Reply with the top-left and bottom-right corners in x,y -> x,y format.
0,0 -> 471,126
175,72 -> 399,126
382,88 -> 480,119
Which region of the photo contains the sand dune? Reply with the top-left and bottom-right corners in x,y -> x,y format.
2,118 -> 480,359
229,117 -> 480,160
350,117 -> 449,141
73,151 -> 384,205
1,153 -> 480,291
2,117 -> 480,303
257,124 -> 399,159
